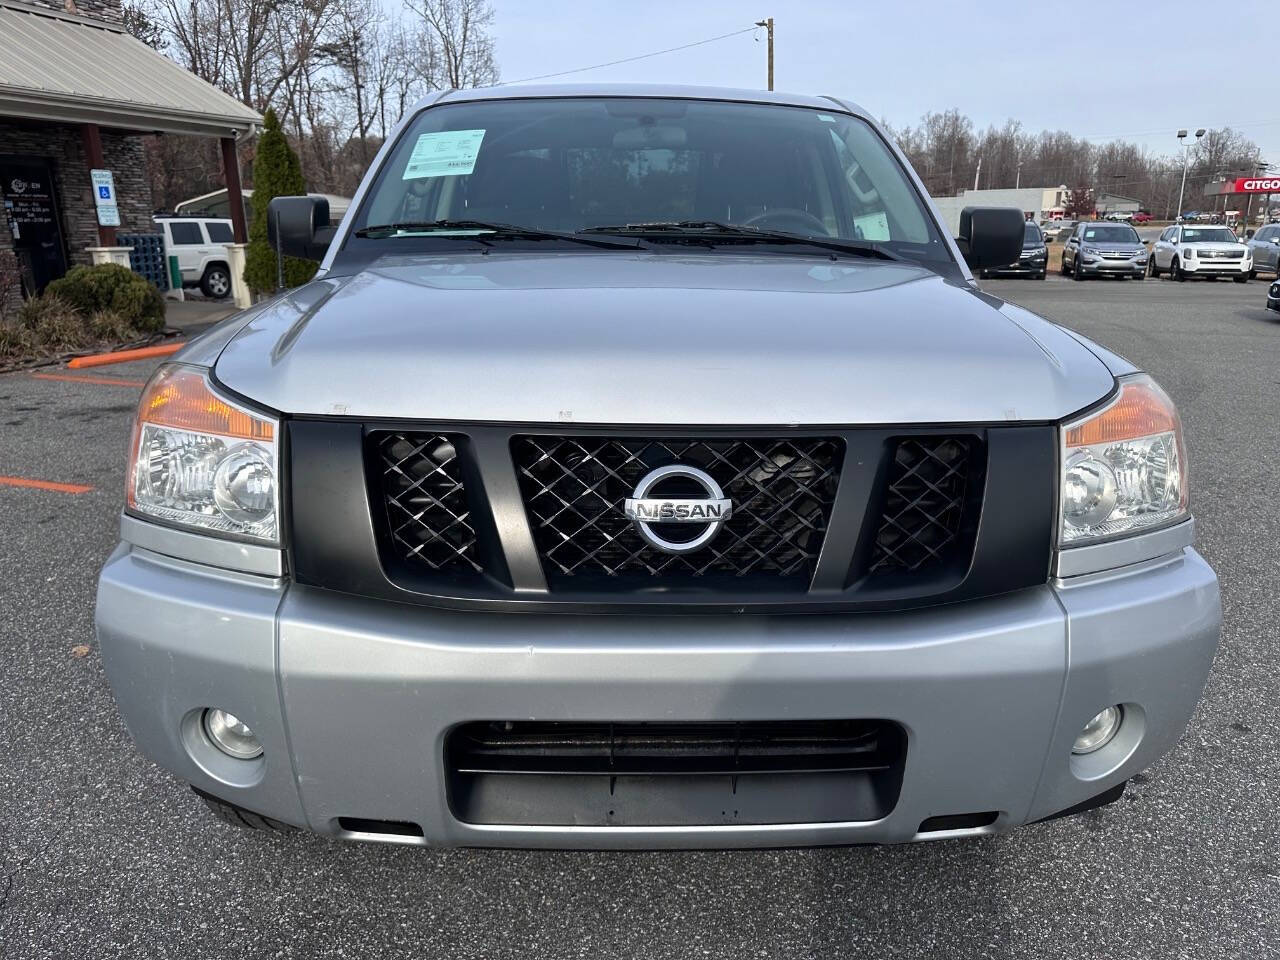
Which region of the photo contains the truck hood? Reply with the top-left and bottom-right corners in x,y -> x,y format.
213,252 -> 1115,425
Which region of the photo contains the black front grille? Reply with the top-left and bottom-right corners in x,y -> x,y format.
869,437 -> 976,573
512,436 -> 842,586
376,432 -> 480,573
446,720 -> 906,826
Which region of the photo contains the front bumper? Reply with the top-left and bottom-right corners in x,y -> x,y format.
990,256 -> 1047,276
1180,258 -> 1250,276
97,540 -> 1220,849
1077,257 -> 1146,276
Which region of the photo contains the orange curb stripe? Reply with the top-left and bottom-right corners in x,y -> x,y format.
31,372 -> 146,387
68,342 -> 185,369
0,476 -> 95,494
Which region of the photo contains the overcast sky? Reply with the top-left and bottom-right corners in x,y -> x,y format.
489,0 -> 1278,168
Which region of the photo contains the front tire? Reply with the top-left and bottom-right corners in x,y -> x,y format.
200,264 -> 232,299
194,787 -> 297,832
1171,257 -> 1185,281
1073,261 -> 1086,281
1233,275 -> 1249,283
1148,258 -> 1160,278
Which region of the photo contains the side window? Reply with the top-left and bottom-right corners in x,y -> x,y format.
204,222 -> 233,243
168,222 -> 204,245
1161,228 -> 1174,242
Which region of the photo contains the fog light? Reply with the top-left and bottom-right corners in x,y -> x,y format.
1073,706 -> 1122,755
203,708 -> 263,759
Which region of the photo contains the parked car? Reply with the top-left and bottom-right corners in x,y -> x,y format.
1046,219 -> 1076,241
1150,224 -> 1252,281
97,84 -> 1219,850
1269,278 -> 1280,313
1245,223 -> 1280,276
155,216 -> 235,299
979,221 -> 1047,279
1130,211 -> 1152,223
1060,221 -> 1149,279
1103,210 -> 1133,221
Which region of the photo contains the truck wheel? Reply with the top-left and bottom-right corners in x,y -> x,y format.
200,264 -> 232,299
1073,262 -> 1086,281
1233,275 -> 1249,283
1059,258 -> 1068,276
1148,258 -> 1160,278
1171,258 -> 1185,281
194,787 -> 297,832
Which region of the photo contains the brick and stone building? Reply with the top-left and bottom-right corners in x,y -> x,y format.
0,0 -> 260,312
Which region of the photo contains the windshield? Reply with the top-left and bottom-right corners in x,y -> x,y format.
1081,225 -> 1140,244
350,97 -> 947,262
1182,227 -> 1237,244
1023,223 -> 1042,244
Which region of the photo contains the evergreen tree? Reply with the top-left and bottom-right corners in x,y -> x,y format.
244,109 -> 318,293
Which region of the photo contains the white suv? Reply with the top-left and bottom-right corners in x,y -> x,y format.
1150,224 -> 1252,282
156,217 -> 235,299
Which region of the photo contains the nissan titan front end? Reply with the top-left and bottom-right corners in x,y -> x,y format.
96,85 -> 1221,849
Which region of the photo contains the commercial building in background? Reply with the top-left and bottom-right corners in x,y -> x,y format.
0,0 -> 260,311
1095,193 -> 1141,216
930,186 -> 1069,235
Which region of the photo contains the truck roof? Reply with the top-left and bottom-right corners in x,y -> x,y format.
430,82 -> 869,120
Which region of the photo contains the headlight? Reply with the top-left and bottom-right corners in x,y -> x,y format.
127,364 -> 279,543
1060,374 -> 1188,545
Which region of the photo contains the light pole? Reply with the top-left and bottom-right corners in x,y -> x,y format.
1175,127 -> 1205,221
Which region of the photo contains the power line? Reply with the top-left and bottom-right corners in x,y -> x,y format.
501,25 -> 759,85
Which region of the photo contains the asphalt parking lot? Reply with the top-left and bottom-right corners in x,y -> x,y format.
2,274 -> 1278,959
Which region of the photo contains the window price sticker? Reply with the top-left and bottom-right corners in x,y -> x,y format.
402,129 -> 486,180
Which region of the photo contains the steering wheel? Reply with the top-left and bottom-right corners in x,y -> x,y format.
742,207 -> 829,235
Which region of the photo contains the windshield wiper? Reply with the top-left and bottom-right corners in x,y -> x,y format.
354,219 -> 642,249
579,220 -> 903,261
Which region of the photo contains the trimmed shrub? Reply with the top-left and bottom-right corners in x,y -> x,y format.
244,108 -> 318,293
45,263 -> 165,333
0,293 -> 156,365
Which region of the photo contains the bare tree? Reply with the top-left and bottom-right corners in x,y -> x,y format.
402,0 -> 498,90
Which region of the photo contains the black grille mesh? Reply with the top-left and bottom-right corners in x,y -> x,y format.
513,437 -> 842,583
869,437 -> 974,573
377,433 -> 480,573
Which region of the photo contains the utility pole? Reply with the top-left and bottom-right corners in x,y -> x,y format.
1016,159 -> 1022,190
973,156 -> 982,191
755,18 -> 773,91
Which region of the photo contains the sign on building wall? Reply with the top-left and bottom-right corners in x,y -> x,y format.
90,168 -> 120,227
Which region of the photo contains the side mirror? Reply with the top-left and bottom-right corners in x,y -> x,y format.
956,207 -> 1024,271
1245,230 -> 1255,239
1272,237 -> 1280,245
267,196 -> 335,261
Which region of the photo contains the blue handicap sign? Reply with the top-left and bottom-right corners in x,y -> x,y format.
98,185 -> 111,199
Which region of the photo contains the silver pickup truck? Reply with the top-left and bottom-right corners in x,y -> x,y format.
96,84 -> 1220,849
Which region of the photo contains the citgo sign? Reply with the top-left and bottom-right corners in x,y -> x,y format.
1232,177 -> 1280,193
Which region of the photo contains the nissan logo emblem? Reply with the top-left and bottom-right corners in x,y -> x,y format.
624,464 -> 733,554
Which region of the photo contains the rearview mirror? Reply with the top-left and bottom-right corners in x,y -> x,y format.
267,195 -> 335,262
956,207 -> 1024,271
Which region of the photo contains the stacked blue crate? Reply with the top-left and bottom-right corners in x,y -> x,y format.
118,234 -> 169,291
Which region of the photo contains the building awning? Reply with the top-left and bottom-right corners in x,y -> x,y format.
0,0 -> 261,138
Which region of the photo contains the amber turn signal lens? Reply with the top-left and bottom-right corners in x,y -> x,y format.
1064,379 -> 1178,448
137,366 -> 274,441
